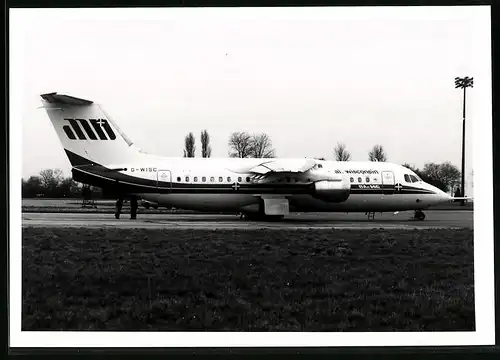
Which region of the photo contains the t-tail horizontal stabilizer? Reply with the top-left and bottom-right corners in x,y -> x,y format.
40,92 -> 94,106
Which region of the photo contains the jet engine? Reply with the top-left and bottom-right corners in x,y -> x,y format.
312,177 -> 351,203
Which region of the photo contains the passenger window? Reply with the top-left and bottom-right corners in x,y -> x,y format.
238,176 -> 242,182
194,176 -> 198,182
176,177 -> 181,182
202,176 -> 206,182
227,177 -> 231,182
404,174 -> 411,183
358,177 -> 362,183
246,177 -> 250,182
366,177 -> 370,183
185,176 -> 189,182
219,177 -> 223,182
350,177 -> 354,183
210,176 -> 215,182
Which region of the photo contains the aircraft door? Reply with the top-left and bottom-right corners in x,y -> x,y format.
381,171 -> 395,195
156,170 -> 172,192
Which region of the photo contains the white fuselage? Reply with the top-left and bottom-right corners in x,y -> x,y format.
104,155 -> 451,213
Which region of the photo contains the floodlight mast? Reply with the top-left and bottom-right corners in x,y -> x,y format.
454,76 -> 474,206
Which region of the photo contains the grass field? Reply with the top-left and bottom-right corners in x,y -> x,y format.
22,228 -> 474,331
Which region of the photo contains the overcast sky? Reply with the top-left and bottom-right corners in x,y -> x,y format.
12,6 -> 492,196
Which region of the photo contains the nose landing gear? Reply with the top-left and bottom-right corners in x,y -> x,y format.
414,210 -> 426,221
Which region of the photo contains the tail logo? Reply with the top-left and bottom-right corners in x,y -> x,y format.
62,118 -> 116,140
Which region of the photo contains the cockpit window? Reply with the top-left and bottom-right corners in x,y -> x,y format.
404,174 -> 411,183
410,175 -> 419,183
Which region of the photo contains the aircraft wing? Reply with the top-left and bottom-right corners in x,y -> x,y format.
229,158 -> 318,183
247,159 -> 317,174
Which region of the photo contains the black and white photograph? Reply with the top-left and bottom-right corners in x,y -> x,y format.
10,5 -> 494,348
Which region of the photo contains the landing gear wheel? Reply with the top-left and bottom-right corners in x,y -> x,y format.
414,210 -> 426,221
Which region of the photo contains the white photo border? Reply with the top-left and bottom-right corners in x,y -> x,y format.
9,6 -> 495,348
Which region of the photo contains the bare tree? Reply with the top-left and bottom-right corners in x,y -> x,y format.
39,168 -> 63,190
250,133 -> 275,158
183,132 -> 196,158
200,130 -> 212,158
368,145 -> 387,162
228,132 -> 253,158
333,143 -> 351,161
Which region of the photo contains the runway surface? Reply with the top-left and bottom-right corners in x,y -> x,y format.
22,210 -> 473,230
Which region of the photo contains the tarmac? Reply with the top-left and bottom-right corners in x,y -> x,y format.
22,210 -> 473,230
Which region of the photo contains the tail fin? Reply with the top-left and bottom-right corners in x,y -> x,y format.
40,92 -> 139,167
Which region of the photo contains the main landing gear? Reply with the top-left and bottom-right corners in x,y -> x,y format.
414,210 -> 426,221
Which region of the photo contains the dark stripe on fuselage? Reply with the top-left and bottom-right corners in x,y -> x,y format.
65,150 -> 437,196
76,168 -> 437,196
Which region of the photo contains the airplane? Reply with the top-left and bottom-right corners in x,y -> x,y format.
39,92 -> 467,221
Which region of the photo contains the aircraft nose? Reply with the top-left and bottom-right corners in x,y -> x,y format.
439,190 -> 452,202
431,185 -> 452,203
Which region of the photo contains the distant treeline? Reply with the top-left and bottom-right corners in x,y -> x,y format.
22,169 -> 109,199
